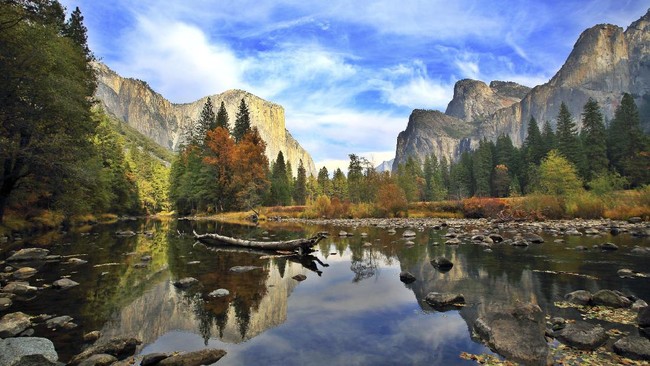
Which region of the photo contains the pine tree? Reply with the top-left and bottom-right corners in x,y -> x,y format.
608,93 -> 646,181
194,97 -> 216,145
269,151 -> 291,205
317,167 -> 331,196
293,160 -> 307,205
331,168 -> 348,201
556,102 -> 586,179
449,152 -> 472,199
347,154 -> 364,203
472,139 -> 493,197
63,6 -> 92,61
233,98 -> 251,143
580,98 -> 608,181
216,101 -> 229,130
541,120 -> 556,156
523,117 -> 544,165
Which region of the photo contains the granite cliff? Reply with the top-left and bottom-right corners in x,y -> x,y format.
94,62 -> 316,175
393,9 -> 650,170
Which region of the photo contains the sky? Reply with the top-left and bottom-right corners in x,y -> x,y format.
60,0 -> 648,173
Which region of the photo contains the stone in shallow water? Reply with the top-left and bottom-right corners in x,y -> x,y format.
556,321 -> 608,350
613,336 -> 650,361
7,248 -> 50,262
69,337 -> 142,365
173,277 -> 199,289
431,256 -> 453,271
157,349 -> 226,366
53,278 -> 80,290
399,271 -> 416,284
292,274 -> 307,282
402,230 -> 416,238
208,289 -> 230,298
424,292 -> 464,309
592,289 -> 631,308
564,290 -> 592,305
0,337 -> 59,366
46,315 -> 75,329
12,267 -> 37,279
229,266 -> 262,273
78,353 -> 117,366
0,312 -> 32,338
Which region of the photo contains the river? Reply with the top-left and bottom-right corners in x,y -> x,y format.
1,218 -> 649,365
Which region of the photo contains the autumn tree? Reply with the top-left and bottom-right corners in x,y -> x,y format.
232,128 -> 269,210
375,183 -> 408,217
537,150 -> 583,196
203,127 -> 236,211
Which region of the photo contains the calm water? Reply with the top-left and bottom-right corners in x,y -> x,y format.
1,219 -> 649,365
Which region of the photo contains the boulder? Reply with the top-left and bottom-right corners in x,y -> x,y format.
399,271 -> 416,284
473,302 -> 550,365
600,242 -> 619,251
592,289 -> 632,308
78,354 -> 118,366
402,230 -> 416,238
12,267 -> 37,280
488,234 -> 504,243
52,278 -> 79,290
0,312 -> 32,338
524,233 -> 544,243
445,238 -> 461,245
632,299 -> 648,311
66,258 -> 88,265
141,353 -> 170,366
45,315 -> 75,329
2,282 -> 37,297
628,217 -> 643,223
6,248 -> 49,262
424,292 -> 464,309
555,321 -> 607,350
639,306 -> 650,328
613,336 -> 650,360
83,331 -> 102,343
511,240 -> 529,247
564,290 -> 592,306
430,256 -> 453,271
158,349 -> 227,366
68,337 -> 141,365
0,337 -> 59,366
0,297 -> 12,310
208,289 -> 229,298
172,277 -> 199,289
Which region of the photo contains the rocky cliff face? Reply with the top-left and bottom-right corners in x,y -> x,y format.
393,10 -> 650,170
94,63 -> 316,175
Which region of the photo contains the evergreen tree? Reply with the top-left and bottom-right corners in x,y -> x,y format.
397,156 -> 424,202
541,120 -> 556,156
608,93 -> 647,182
347,154 -> 364,203
439,155 -> 450,192
233,98 -> 251,143
194,97 -> 216,145
317,167 -> 331,197
472,139 -> 493,197
216,101 -> 229,130
63,6 -> 92,60
449,152 -> 472,199
580,98 -> 608,181
269,151 -> 291,205
555,102 -> 586,178
423,154 -> 446,201
523,117 -> 544,165
492,164 -> 510,197
293,160 -> 307,205
331,168 -> 348,201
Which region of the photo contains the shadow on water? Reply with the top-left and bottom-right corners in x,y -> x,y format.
1,219 -> 648,364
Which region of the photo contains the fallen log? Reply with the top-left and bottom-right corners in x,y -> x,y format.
193,230 -> 327,253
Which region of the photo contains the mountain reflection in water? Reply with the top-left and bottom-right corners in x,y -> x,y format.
2,219 -> 648,365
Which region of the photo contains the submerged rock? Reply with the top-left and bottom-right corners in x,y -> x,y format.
6,248 -> 50,262
555,321 -> 607,350
52,278 -> 80,290
473,302 -> 550,366
157,349 -> 227,366
613,336 -> 650,360
0,337 -> 59,366
173,277 -> 199,289
399,271 -> 416,284
600,242 -> 619,251
68,337 -> 142,365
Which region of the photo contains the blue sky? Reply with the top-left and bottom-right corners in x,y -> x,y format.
60,0 -> 648,172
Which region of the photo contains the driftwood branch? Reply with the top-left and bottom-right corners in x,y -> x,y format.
193,230 -> 327,252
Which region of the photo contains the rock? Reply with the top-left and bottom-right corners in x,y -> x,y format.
632,299 -> 648,311
430,257 -> 453,271
173,277 -> 199,289
618,268 -> 635,278
362,242 -> 372,247
52,278 -> 79,290
157,349 -> 227,366
638,306 -> 650,328
0,297 -> 12,310
78,354 -> 118,366
141,353 -> 170,366
402,230 -> 416,238
360,232 -> 368,237
399,271 -> 416,284
12,267 -> 37,280
0,337 -> 59,366
45,315 -> 75,329
511,240 -> 529,247
600,242 -> 618,251
229,266 -> 262,273
524,233 -> 544,243
0,312 -> 32,338
631,247 -> 650,255
610,227 -> 621,235
584,228 -> 600,235
292,274 -> 307,282
628,217 -> 642,223
592,289 -> 632,308
69,337 -> 142,365
208,289 -> 229,298
471,234 -> 484,241
83,331 -> 102,343
66,258 -> 88,265
473,302 -> 550,366
551,317 -> 566,331
387,228 -> 396,234
6,248 -> 50,262
565,229 -> 582,236
141,255 -> 152,262
575,246 -> 588,251
133,263 -> 148,269
424,292 -> 464,309
613,336 -> 650,360
556,321 -> 608,350
338,231 -> 348,236
488,233 -> 504,243
115,230 -> 136,237
445,238 -> 461,245
565,290 -> 592,306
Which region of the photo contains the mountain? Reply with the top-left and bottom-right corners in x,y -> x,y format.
93,62 -> 316,175
375,159 -> 394,173
393,9 -> 650,171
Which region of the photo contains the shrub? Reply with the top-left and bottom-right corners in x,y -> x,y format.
565,192 -> 605,219
303,195 -> 332,218
517,194 -> 565,219
375,183 -> 408,217
461,197 -> 507,218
